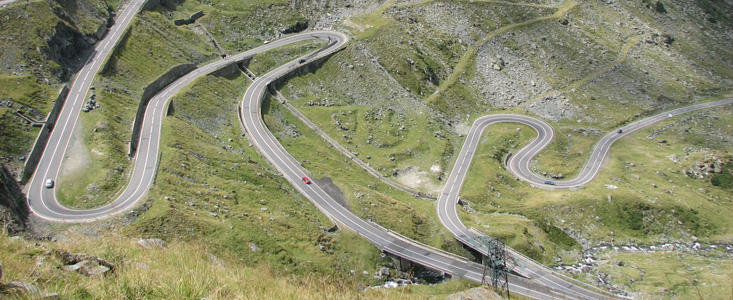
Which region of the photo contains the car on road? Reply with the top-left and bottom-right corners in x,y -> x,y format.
302,177 -> 312,184
617,129 -> 623,134
45,179 -> 54,188
544,180 -> 555,185
298,58 -> 306,64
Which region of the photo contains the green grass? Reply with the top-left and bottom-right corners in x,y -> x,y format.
276,42 -> 463,193
291,105 -> 450,188
0,0 -> 110,175
261,92 -> 483,258
593,250 -> 732,299
457,122 -> 581,263
247,40 -> 327,76
0,230 -> 479,299
56,10 -> 219,209
197,1 -> 309,53
459,107 -> 733,262
265,96 -> 434,241
0,75 -> 58,164
122,70 -> 391,283
710,162 -> 733,190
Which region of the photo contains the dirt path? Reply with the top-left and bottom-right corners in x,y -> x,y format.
59,122 -> 90,179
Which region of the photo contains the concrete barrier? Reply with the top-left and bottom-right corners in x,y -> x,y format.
20,85 -> 69,184
129,63 -> 197,157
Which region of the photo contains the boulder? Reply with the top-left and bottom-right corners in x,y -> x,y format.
137,238 -> 167,249
53,250 -> 115,270
54,250 -> 114,277
3,281 -> 41,295
63,259 -> 110,277
2,281 -> 57,298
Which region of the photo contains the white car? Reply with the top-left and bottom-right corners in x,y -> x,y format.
45,179 -> 54,188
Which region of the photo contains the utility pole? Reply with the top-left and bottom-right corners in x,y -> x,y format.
476,236 -> 510,297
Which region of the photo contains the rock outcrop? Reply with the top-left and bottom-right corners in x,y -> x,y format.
55,249 -> 115,277
137,238 -> 168,249
0,165 -> 27,234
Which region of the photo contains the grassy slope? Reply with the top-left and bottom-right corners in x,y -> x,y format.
0,0 -> 110,175
56,10 -> 219,208
197,0 -> 308,53
278,45 -> 458,192
0,231 -> 478,299
263,94 -> 472,256
458,108 -> 732,295
594,250 -> 732,299
2,0 -> 730,297
273,1 -> 732,296
518,0 -> 732,177
0,75 -> 58,164
246,40 -> 326,77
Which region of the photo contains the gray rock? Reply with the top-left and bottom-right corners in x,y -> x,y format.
3,281 -> 41,295
248,242 -> 260,252
207,253 -> 226,268
137,238 -> 167,249
63,259 -> 111,276
53,250 -> 116,274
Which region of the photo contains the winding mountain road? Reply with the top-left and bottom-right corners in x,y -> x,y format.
437,99 -> 732,298
237,31 -> 614,300
26,0 -> 147,221
22,0 -> 731,297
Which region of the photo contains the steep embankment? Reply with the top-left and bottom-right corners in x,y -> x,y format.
0,0 -> 114,180
0,231 -> 478,298
0,165 -> 27,233
274,0 -> 731,298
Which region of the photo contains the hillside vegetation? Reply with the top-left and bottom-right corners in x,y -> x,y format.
0,0 -> 730,298
0,230 -> 478,299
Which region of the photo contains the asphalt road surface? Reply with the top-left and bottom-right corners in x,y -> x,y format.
437,100 -> 732,298
24,1 -> 730,296
26,24 -> 601,297
238,31 -> 619,299
26,0 -> 147,222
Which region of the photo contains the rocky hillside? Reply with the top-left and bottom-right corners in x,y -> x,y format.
0,0 -> 730,298
0,0 -> 114,178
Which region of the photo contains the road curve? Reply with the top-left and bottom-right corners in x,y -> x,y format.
26,0 -> 147,222
22,1 -> 649,295
509,99 -> 733,188
23,18 -> 598,297
26,30 -> 352,222
437,99 -> 732,298
238,31 -> 615,300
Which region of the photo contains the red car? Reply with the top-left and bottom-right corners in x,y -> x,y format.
301,177 -> 312,184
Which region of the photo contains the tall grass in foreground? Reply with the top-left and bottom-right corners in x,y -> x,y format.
0,230 -> 480,299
